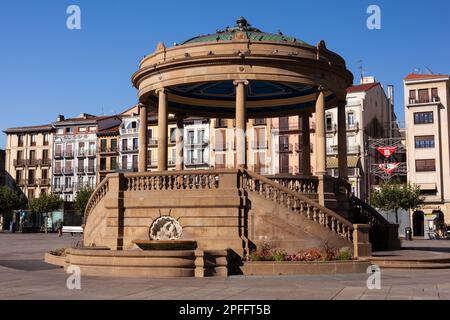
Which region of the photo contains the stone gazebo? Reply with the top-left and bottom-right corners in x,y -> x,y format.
132,17 -> 353,184
79,19 -> 387,277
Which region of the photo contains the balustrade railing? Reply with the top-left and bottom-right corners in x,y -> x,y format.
242,170 -> 353,242
125,171 -> 220,191
265,175 -> 319,194
85,178 -> 109,219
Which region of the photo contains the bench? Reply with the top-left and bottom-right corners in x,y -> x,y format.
62,226 -> 83,235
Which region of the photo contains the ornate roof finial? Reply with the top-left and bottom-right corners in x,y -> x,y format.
236,16 -> 249,30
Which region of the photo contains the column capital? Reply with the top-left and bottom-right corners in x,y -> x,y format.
233,79 -> 249,86
317,85 -> 326,92
155,87 -> 167,95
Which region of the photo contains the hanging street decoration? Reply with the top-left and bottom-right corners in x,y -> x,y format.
378,162 -> 400,175
376,146 -> 398,158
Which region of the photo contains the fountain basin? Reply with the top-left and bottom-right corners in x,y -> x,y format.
133,240 -> 197,251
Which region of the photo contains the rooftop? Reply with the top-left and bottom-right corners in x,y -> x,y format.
3,124 -> 54,134
404,73 -> 449,81
180,17 -> 309,46
346,82 -> 379,93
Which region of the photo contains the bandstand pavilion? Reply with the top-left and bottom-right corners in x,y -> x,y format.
132,17 -> 353,184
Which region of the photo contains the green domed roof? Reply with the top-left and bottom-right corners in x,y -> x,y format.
181,17 -> 309,46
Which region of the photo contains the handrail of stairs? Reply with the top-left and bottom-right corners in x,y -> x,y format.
349,195 -> 389,230
241,169 -> 354,242
84,177 -> 109,222
264,174 -> 319,194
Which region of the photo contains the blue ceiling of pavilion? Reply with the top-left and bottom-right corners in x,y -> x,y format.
170,80 -> 316,101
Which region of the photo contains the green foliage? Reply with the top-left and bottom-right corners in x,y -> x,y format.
28,193 -> 63,215
337,247 -> 353,261
73,187 -> 94,214
371,181 -> 423,212
272,249 -> 287,262
0,186 -> 22,213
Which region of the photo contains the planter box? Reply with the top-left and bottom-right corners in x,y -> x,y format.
44,252 -> 67,267
242,260 -> 371,276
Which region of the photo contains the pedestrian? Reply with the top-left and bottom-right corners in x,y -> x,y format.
56,219 -> 63,237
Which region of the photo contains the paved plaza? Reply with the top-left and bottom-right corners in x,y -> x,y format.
0,232 -> 450,300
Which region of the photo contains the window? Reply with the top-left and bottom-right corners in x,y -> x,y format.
17,150 -> 23,160
122,156 -> 127,170
132,138 -> 138,150
187,150 -> 194,164
170,128 -> 176,143
122,139 -> 128,151
88,158 -> 95,172
254,127 -> 267,149
130,121 -> 137,129
110,157 -> 117,171
347,112 -> 355,127
29,150 -> 36,160
132,155 -> 138,169
28,170 -> 35,184
325,114 -> 333,131
55,144 -> 62,157
198,149 -> 205,163
100,158 -> 107,171
414,112 -> 433,124
89,126 -> 96,132
56,128 -> 64,135
16,171 -> 22,184
79,127 -> 87,132
215,129 -> 226,151
111,139 -> 117,152
215,154 -> 226,169
66,128 -> 73,134
187,131 -> 195,144
78,159 -> 84,172
42,169 -> 48,180
18,135 -> 24,147
30,134 -> 36,146
409,90 -> 416,100
418,89 -> 429,103
54,177 -> 61,189
28,189 -> 35,200
100,139 -> 107,152
415,136 -> 435,149
198,130 -> 205,143
416,159 -> 436,172
215,118 -> 227,128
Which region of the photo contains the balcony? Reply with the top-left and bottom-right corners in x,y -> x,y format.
120,128 -> 139,135
326,145 -> 361,155
294,143 -> 314,153
63,184 -> 74,192
26,179 -> 36,186
185,138 -> 209,148
98,147 -> 118,155
148,139 -> 158,146
278,143 -> 293,153
86,166 -> 95,174
54,152 -> 63,159
77,166 -> 86,174
64,150 -> 74,158
408,96 -> 441,105
64,167 -> 74,175
53,168 -> 63,175
121,146 -> 139,153
253,118 -> 266,126
77,149 -> 96,158
13,159 -> 26,167
26,159 -> 40,167
347,122 -> 359,132
185,159 -> 209,167
326,123 -> 337,134
41,158 -> 51,166
39,179 -> 51,186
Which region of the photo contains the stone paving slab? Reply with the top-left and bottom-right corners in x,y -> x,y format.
1,233 -> 450,300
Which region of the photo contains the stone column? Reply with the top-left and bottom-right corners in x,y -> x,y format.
315,86 -> 327,176
337,101 -> 349,179
175,114 -> 184,170
138,103 -> 148,173
157,88 -> 168,171
301,114 -> 311,175
233,80 -> 249,169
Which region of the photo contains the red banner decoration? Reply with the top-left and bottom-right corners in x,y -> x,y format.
378,163 -> 400,175
376,146 -> 397,158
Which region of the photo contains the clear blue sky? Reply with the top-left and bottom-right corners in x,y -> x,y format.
1,0 -> 449,147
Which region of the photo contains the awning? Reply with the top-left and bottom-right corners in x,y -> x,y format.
326,156 -> 360,169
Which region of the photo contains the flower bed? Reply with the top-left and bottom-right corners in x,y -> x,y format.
247,243 -> 353,262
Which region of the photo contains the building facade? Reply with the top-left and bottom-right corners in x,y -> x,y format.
97,117 -> 122,183
4,124 -> 54,200
52,114 -> 98,202
404,73 -> 450,237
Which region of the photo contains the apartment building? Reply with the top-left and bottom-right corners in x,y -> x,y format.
147,112 -> 177,170
52,114 -> 98,202
320,77 -> 392,199
271,116 -> 315,175
404,73 -> 450,237
97,117 -> 122,183
183,118 -> 210,170
210,118 -> 272,174
4,124 -> 53,200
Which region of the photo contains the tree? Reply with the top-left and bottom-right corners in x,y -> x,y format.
29,192 -> 63,216
0,187 -> 22,229
74,187 -> 94,215
371,181 -> 424,223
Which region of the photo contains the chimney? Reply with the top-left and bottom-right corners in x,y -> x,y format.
56,115 -> 65,122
